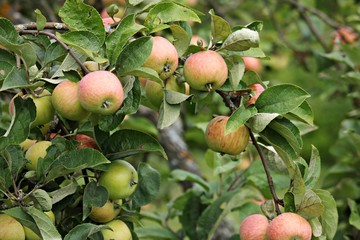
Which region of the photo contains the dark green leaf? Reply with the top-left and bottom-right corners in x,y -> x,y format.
135,226 -> 178,240
82,181 -> 108,220
34,9 -> 46,31
209,9 -> 231,43
30,189 -> 52,211
64,223 -> 108,240
226,105 -> 257,134
348,198 -> 360,230
5,207 -> 40,235
3,145 -> 26,179
43,42 -> 68,66
284,192 -> 296,213
0,66 -> 29,91
52,49 -> 87,78
170,169 -> 210,192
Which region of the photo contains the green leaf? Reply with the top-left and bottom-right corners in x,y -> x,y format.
100,129 -> 167,160
209,9 -> 231,43
284,192 -> 296,213
52,49 -> 87,78
348,198 -> 360,230
225,54 -> 245,90
43,41 -> 68,66
256,84 -> 311,115
34,9 -> 46,31
82,181 -> 108,220
0,97 -> 36,152
133,162 -> 161,208
226,105 -> 257,134
58,0 -> 105,44
106,14 -> 145,65
313,189 -> 338,239
241,48 -> 267,58
5,207 -> 40,235
292,164 -> 306,203
305,146 -> 321,189
170,169 -> 210,192
49,181 -> 78,205
248,113 -> 280,133
3,145 -> 26,179
0,66 -> 30,91
297,190 -> 324,219
64,223 -> 108,240
30,189 -> 52,211
170,24 -> 190,57
165,89 -> 191,105
222,28 -> 259,51
128,67 -> 162,84
157,101 -> 181,129
289,100 -> 314,125
135,226 -> 178,240
116,37 -> 152,75
309,217 -> 323,237
321,51 -> 354,69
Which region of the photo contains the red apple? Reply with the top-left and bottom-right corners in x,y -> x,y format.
267,212 -> 312,240
183,50 -> 228,91
240,214 -> 269,240
102,17 -> 121,27
74,134 -> 99,150
78,71 -> 124,115
205,115 -> 249,155
52,80 -> 90,121
245,83 -> 265,107
242,56 -> 262,73
142,36 -> 179,80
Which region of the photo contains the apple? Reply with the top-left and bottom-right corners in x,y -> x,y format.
98,160 -> 138,200
267,212 -> 312,240
142,36 -> 179,80
74,134 -> 99,150
242,56 -> 262,73
101,219 -> 131,240
52,80 -> 90,121
190,35 -> 207,47
25,141 -> 52,171
0,214 -> 25,240
78,71 -> 124,115
19,139 -> 37,151
89,199 -> 122,223
245,83 -> 265,107
240,214 -> 269,240
23,211 -> 55,240
183,50 -> 228,91
102,17 -> 121,27
334,27 -> 358,44
205,115 -> 249,155
9,89 -> 55,128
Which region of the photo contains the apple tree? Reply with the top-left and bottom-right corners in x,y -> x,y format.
0,0 -> 341,239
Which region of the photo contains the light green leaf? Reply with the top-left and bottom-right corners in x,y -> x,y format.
305,146 -> 321,189
292,164 -> 306,204
222,28 -> 259,51
309,217 -> 323,237
248,113 -> 279,133
157,101 -> 181,129
127,67 -> 162,84
0,66 -> 29,91
226,105 -> 257,134
348,198 -> 360,230
43,41 -> 68,66
171,169 -> 210,192
135,226 -> 178,240
64,223 -> 108,240
49,181 -> 78,205
34,9 -> 46,31
165,89 -> 191,105
289,100 -> 314,125
209,9 -> 231,43
52,49 -> 87,78
225,54 -> 245,90
297,190 -> 324,219
30,189 -> 52,212
170,24 -> 190,57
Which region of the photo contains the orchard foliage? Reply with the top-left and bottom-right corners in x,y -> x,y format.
0,0 -> 351,239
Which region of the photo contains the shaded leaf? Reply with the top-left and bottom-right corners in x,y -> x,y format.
284,191 -> 296,213
226,105 -> 257,134
297,190 -> 324,219
348,198 -> 360,230
135,226 -> 178,240
157,101 -> 181,129
30,189 -> 52,211
64,223 -> 108,240
305,146 -> 321,189
170,24 -> 189,57
171,169 -> 210,192
248,113 -> 279,133
82,181 -> 108,220
209,9 -> 231,43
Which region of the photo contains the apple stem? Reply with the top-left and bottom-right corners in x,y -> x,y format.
249,129 -> 282,215
206,83 -> 213,92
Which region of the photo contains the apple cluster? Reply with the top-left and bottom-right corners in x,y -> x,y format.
240,212 -> 312,240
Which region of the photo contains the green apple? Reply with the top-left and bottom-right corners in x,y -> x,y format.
240,214 -> 269,240
25,141 -> 52,171
101,219 -> 132,240
0,214 -> 25,240
89,199 -> 122,223
142,36 -> 179,80
99,160 -> 138,200
78,71 -> 124,115
183,50 -> 228,91
205,116 -> 249,155
19,139 -> 37,151
52,80 -> 90,121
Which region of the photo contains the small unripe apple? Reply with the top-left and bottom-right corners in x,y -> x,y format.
101,219 -> 131,240
242,56 -> 262,73
142,36 -> 179,80
183,50 -> 228,91
25,141 -> 52,171
205,116 -> 249,155
267,212 -> 312,240
245,83 -> 265,107
78,71 -> 124,115
74,134 -> 99,150
240,214 -> 269,240
89,199 -> 122,223
0,214 -> 25,240
52,80 -> 90,121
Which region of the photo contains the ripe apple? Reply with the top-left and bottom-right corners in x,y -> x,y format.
89,199 -> 122,223
23,211 -> 55,240
78,71 -> 124,115
334,27 -> 358,44
101,219 -> 131,240
245,83 -> 265,107
102,17 -> 121,27
205,115 -> 249,155
142,36 -> 179,80
240,214 -> 269,240
74,134 -> 99,150
0,214 -> 25,240
9,89 -> 55,128
52,80 -> 90,121
25,141 -> 52,171
242,56 -> 262,73
267,212 -> 312,240
183,50 -> 228,91
98,160 -> 138,200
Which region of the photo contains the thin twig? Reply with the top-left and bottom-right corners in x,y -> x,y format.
15,22 -> 68,31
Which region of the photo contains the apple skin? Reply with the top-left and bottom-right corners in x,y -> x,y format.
190,35 -> 207,47
183,50 -> 228,91
267,212 -> 312,240
98,160 -> 138,200
89,199 -> 122,223
102,17 -> 121,27
52,80 -> 90,121
205,116 -> 249,155
242,56 -> 262,73
101,219 -> 132,240
240,214 -> 269,240
74,134 -> 99,150
0,214 -> 25,240
142,36 -> 179,80
78,71 -> 124,115
245,83 -> 265,107
25,141 -> 52,171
